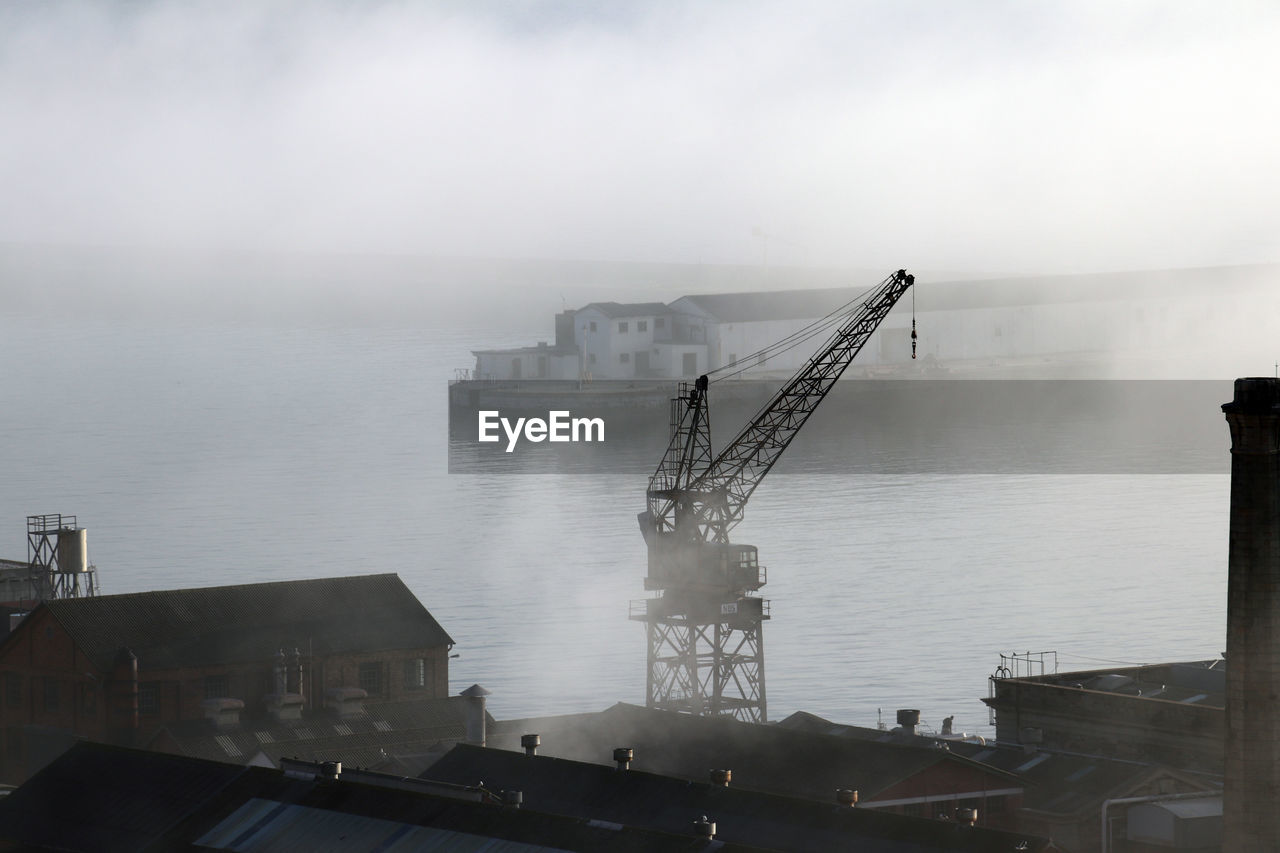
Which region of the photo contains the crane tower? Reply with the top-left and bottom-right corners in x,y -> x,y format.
632,270 -> 916,722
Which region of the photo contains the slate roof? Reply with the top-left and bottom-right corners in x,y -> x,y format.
152,697 -> 484,775
425,743 -> 1054,853
0,742 -> 777,852
31,573 -> 453,672
489,703 -> 1015,802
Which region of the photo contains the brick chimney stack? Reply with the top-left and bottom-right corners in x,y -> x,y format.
1222,377 -> 1280,850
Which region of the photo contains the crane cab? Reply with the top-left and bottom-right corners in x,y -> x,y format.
645,539 -> 766,594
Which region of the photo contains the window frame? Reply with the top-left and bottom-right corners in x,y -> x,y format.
359,662 -> 383,696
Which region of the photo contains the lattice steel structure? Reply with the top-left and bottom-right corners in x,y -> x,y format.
634,270 -> 915,722
27,513 -> 100,602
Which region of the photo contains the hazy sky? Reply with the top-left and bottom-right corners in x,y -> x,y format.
3,0 -> 1278,274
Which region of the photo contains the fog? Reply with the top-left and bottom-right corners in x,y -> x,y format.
3,1 -> 1279,275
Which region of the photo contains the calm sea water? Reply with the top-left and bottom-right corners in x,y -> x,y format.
0,312 -> 1230,734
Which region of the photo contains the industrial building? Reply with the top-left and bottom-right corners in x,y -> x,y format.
489,703 -> 1024,825
780,711 -> 1221,853
0,741 -> 779,852
983,659 -> 1226,774
467,265 -> 1271,381
0,573 -> 454,784
423,742 -> 1056,852
485,702 -> 1220,852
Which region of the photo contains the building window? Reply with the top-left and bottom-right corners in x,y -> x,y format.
204,674 -> 230,700
620,353 -> 630,363
138,683 -> 159,714
404,658 -> 426,690
655,317 -> 665,329
618,322 -> 629,333
43,679 -> 59,713
638,320 -> 647,332
588,321 -> 597,333
4,673 -> 21,709
359,662 -> 382,696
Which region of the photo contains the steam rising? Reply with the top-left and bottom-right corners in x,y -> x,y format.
3,1 -> 1278,273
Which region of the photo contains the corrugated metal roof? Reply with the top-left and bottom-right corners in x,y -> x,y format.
779,708 -> 1224,819
30,573 -> 453,671
490,703 -> 1013,803
196,798 -> 574,852
0,744 -> 249,852
425,744 -> 1052,853
0,742 -> 780,852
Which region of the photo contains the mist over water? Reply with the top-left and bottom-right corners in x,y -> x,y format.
0,309 -> 1230,731
0,0 -> 1269,731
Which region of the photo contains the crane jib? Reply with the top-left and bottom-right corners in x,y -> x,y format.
643,269 -> 914,543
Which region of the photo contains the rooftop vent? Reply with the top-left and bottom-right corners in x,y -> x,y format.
521,733 -> 541,757
709,769 -> 731,787
502,790 -> 523,808
202,697 -> 245,731
265,692 -> 304,723
460,684 -> 491,747
613,747 -> 633,770
325,686 -> 368,718
836,788 -> 859,807
692,816 -> 716,840
896,708 -> 920,735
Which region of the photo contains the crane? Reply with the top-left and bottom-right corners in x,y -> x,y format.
632,269 -> 916,722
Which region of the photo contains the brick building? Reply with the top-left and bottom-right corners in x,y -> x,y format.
0,573 -> 453,783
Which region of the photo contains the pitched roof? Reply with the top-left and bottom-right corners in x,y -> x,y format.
489,703 -> 1011,802
673,287 -> 868,323
426,744 -> 1054,853
151,697 -> 483,774
673,264 -> 1278,323
577,301 -> 670,319
0,742 -> 777,853
775,710 -> 1222,817
34,573 -> 453,672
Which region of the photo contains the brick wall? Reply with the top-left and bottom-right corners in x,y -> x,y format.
0,607 -> 451,784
